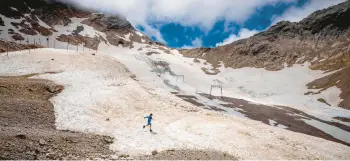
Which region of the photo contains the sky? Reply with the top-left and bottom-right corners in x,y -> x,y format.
59,0 -> 344,48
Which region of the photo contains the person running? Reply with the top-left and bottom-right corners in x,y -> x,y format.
143,113 -> 153,132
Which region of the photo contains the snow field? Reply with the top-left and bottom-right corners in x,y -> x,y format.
96,43 -> 350,144
1,14 -> 350,159
2,49 -> 350,159
118,45 -> 350,125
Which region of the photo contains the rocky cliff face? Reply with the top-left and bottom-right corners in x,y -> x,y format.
180,1 -> 350,109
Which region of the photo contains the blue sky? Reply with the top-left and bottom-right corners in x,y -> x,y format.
141,0 -> 308,48
63,0 -> 344,48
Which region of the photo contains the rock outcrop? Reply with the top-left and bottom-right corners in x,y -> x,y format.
0,0 -> 152,49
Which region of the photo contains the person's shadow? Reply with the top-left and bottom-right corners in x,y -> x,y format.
150,131 -> 158,135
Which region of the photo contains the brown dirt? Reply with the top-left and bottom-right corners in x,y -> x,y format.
56,34 -> 100,50
0,76 -> 114,160
307,66 -> 350,109
334,116 -> 350,122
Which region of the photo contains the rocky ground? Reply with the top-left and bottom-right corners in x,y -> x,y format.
0,76 -> 114,160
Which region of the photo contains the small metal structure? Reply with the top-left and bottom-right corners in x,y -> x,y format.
210,85 -> 223,97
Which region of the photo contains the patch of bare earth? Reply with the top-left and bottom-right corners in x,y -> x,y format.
334,116 -> 350,122
0,76 -> 114,160
307,66 -> 350,109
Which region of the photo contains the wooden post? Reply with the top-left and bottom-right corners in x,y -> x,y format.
54,37 -> 56,49
67,40 -> 69,50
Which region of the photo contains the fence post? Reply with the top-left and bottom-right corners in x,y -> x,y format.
67,39 -> 69,50
221,87 -> 223,98
209,85 -> 212,97
54,37 -> 56,49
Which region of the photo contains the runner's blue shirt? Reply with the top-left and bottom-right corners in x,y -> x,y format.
144,115 -> 152,124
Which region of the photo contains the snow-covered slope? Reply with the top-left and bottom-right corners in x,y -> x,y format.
96,41 -> 350,145
1,48 -> 350,159
1,0 -> 350,159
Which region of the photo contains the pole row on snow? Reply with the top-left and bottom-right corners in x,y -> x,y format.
2,36 -> 98,56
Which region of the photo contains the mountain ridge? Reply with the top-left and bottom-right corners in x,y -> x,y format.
180,1 -> 350,109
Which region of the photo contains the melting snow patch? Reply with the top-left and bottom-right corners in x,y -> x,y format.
10,7 -> 18,11
277,124 -> 288,129
302,119 -> 350,144
35,16 -> 51,29
269,119 -> 277,126
124,33 -> 131,41
135,31 -> 144,37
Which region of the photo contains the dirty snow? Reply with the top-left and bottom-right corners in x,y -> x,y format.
94,43 -> 350,143
1,49 -> 350,159
118,46 -> 350,125
35,15 -> 51,29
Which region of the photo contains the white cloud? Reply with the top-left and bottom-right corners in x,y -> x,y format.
62,0 -> 296,28
181,38 -> 203,49
142,24 -> 166,44
58,0 -> 297,41
271,0 -> 345,25
216,28 -> 259,47
58,0 -> 344,45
